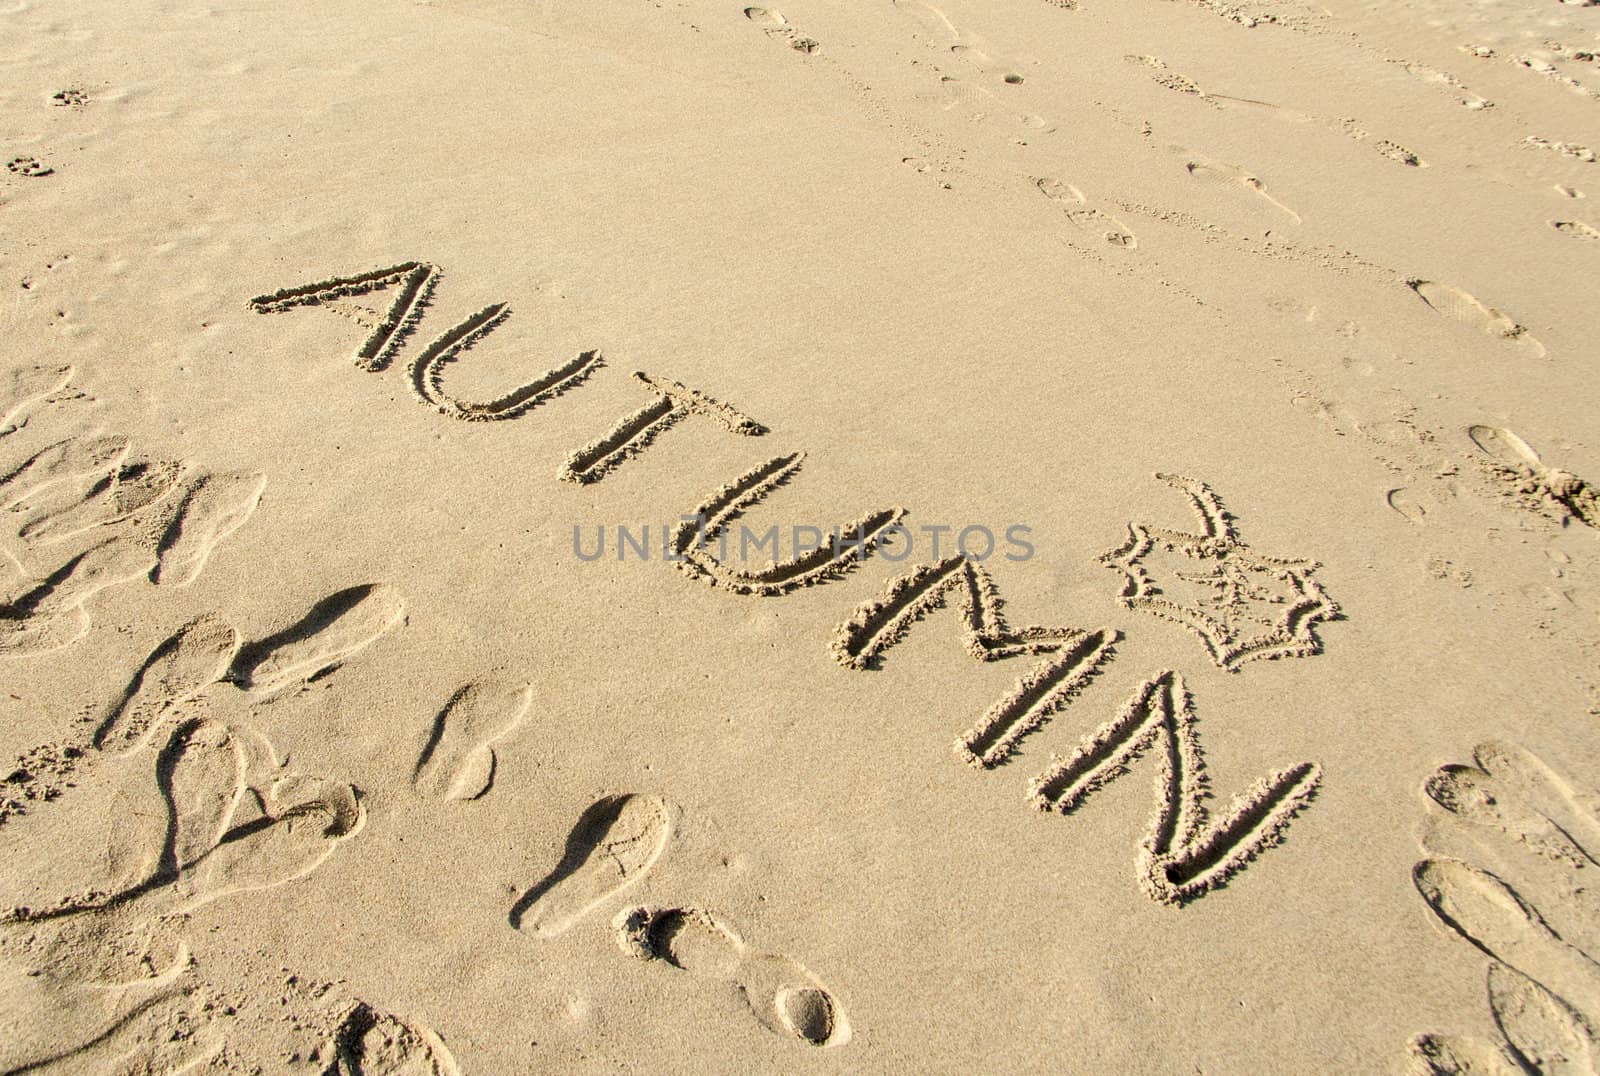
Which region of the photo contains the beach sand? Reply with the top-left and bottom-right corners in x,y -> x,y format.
2,0 -> 1599,1071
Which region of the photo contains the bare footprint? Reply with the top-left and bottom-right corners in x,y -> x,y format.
149,470 -> 266,586
1407,281 -> 1545,357
616,905 -> 851,1047
94,613 -> 240,754
320,1001 -> 460,1076
412,680 -> 532,801
509,793 -> 670,937
228,583 -> 406,696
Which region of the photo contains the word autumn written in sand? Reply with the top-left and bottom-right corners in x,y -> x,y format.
249,260 -> 1343,905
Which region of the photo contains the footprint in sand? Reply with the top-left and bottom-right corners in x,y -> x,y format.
0,534 -> 157,656
1125,53 -> 1208,98
228,583 -> 406,696
85,717 -> 364,918
1409,741 -> 1600,1073
0,942 -> 193,1074
1467,424 -> 1598,529
616,905 -> 851,1048
94,613 -> 240,755
1132,62 -> 1425,169
1184,155 -> 1302,223
0,535 -> 154,619
1034,177 -> 1136,247
5,156 -> 53,178
5,583 -> 396,837
320,1001 -> 460,1076
1065,205 -> 1138,247
0,603 -> 89,658
149,469 -> 266,586
412,680 -> 533,801
19,458 -> 184,546
742,6 -> 818,53
0,371 -> 258,659
948,43 -> 1027,87
1387,487 -> 1434,525
0,434 -> 130,512
0,364 -> 71,436
1525,137 -> 1595,164
1407,281 -> 1546,357
1552,220 -> 1600,241
1035,176 -> 1084,204
1372,137 -> 1425,168
1332,118 -> 1426,167
742,6 -> 784,26
509,793 -> 671,938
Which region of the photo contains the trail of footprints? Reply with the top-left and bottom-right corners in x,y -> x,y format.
1035,175 -> 1139,248
0,364 -> 263,661
1124,54 -> 1427,168
1266,293 -> 1595,540
3,85 -> 90,189
0,569 -> 557,1068
0,582 -> 411,1071
1410,740 -> 1600,1074
512,792 -> 851,1048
